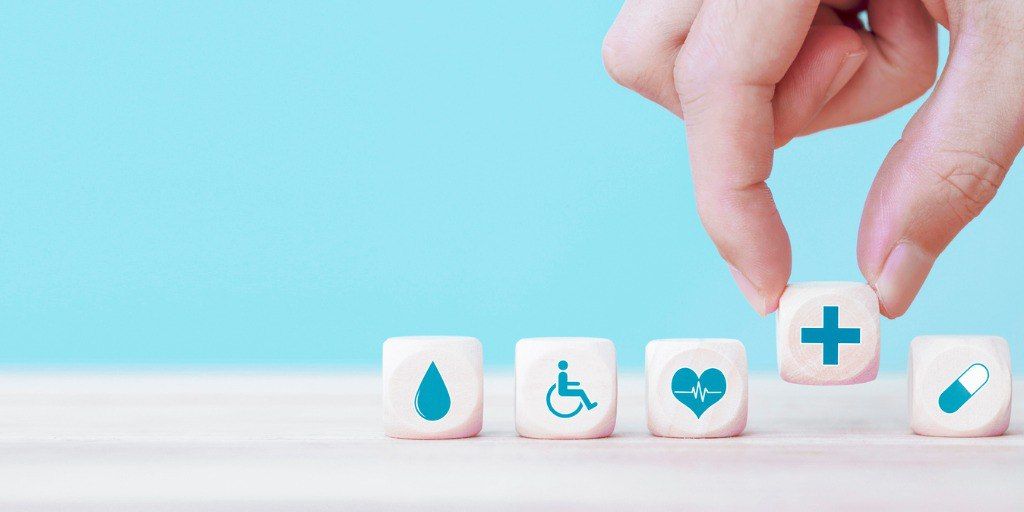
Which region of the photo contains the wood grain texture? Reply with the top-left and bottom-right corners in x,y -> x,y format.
0,371 -> 1020,510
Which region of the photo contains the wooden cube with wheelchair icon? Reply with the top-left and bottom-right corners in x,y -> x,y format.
514,337 -> 617,439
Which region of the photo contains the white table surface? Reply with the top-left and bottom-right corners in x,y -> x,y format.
0,371 -> 1020,510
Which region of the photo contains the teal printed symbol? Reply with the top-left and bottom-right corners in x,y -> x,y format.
801,305 -> 861,365
671,368 -> 726,418
546,360 -> 598,419
939,363 -> 990,414
414,361 -> 451,421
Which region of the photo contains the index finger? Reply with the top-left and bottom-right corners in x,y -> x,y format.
675,0 -> 820,315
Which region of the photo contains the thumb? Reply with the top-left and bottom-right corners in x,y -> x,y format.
858,7 -> 1024,318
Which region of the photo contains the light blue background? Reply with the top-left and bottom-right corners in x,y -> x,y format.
1,2 -> 1021,371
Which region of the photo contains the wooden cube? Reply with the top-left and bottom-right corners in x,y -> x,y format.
909,335 -> 1012,437
776,282 -> 880,385
382,336 -> 483,439
515,337 -> 616,439
646,339 -> 748,438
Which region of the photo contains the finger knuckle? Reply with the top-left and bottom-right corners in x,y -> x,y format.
674,52 -> 716,119
675,81 -> 710,120
931,148 -> 1007,224
601,31 -> 657,96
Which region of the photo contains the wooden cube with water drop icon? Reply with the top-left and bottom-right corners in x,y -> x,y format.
776,282 -> 880,385
645,339 -> 747,438
515,337 -> 617,439
909,335 -> 1012,437
382,336 -> 483,439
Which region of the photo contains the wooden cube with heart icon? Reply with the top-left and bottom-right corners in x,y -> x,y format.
645,339 -> 747,438
776,282 -> 880,385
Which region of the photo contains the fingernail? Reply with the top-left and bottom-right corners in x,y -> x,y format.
825,50 -> 866,101
728,265 -> 768,317
873,242 -> 935,318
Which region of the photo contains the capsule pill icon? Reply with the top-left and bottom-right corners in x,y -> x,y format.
938,363 -> 990,414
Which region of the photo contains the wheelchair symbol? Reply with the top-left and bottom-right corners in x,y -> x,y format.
545,360 -> 598,419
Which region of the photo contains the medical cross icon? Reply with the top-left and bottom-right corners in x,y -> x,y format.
800,306 -> 861,366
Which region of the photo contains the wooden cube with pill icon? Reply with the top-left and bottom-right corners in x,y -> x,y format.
776,282 -> 880,385
645,339 -> 748,438
515,337 -> 617,439
909,335 -> 1012,437
382,336 -> 483,440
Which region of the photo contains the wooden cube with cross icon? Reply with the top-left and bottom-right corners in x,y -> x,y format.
776,282 -> 880,385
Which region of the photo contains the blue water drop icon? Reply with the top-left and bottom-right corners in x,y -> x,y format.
414,362 -> 451,421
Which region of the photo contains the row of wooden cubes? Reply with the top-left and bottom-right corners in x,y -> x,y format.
383,282 -> 1013,440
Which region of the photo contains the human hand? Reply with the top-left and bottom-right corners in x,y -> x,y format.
603,0 -> 1024,318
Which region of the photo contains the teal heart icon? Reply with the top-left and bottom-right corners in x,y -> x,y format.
671,368 -> 727,418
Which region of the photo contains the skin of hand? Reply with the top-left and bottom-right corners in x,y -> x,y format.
603,0 -> 1024,318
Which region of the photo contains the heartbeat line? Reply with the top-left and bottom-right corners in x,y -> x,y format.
673,383 -> 723,402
